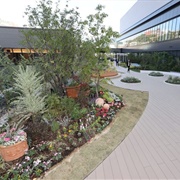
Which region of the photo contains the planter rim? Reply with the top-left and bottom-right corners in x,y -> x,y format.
65,84 -> 81,89
0,139 -> 27,148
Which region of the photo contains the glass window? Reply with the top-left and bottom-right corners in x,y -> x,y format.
129,34 -> 139,46
161,23 -> 166,41
151,27 -> 155,42
153,25 -> 158,42
164,21 -> 168,40
175,16 -> 180,38
171,18 -> 177,39
148,27 -> 153,42
159,23 -> 163,41
145,29 -> 150,43
167,19 -> 172,40
156,25 -> 160,42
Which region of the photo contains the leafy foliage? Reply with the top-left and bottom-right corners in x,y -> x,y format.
22,0 -> 95,96
22,1 -> 120,97
128,52 -> 180,72
0,52 -> 17,90
86,5 -> 120,97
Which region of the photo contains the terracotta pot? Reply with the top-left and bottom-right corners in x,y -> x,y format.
65,85 -> 80,98
0,140 -> 28,162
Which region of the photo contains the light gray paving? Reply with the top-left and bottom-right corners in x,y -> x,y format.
85,64 -> 180,180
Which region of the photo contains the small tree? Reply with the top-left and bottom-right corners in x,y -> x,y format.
22,0 -> 95,96
22,1 -> 120,98
85,5 -> 119,97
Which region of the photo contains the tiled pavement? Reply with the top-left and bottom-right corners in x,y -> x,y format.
85,65 -> 180,180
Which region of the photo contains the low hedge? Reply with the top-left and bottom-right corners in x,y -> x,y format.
148,71 -> 164,77
121,77 -> 141,83
165,76 -> 180,84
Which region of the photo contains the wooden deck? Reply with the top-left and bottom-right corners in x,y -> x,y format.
85,65 -> 180,180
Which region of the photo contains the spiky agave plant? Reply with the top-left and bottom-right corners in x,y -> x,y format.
11,65 -> 46,122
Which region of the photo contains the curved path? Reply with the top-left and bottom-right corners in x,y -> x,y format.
85,65 -> 180,179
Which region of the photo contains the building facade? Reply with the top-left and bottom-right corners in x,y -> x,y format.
116,0 -> 180,59
0,26 -> 33,62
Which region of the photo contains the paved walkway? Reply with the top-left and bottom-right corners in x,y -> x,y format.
85,65 -> 180,180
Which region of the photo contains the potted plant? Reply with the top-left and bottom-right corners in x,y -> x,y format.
65,78 -> 81,98
0,123 -> 28,162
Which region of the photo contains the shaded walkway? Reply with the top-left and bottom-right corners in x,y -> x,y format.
85,65 -> 180,179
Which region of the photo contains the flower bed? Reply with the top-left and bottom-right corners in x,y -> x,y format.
0,88 -> 124,179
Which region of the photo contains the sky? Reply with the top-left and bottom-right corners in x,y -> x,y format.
0,0 -> 137,32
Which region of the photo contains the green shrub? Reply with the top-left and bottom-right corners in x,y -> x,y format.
165,76 -> 180,84
45,94 -> 88,120
46,94 -> 76,118
121,77 -> 141,83
130,66 -> 141,72
71,107 -> 88,120
102,91 -> 114,103
0,52 -> 17,90
149,71 -> 164,76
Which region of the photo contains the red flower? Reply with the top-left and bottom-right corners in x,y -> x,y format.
102,113 -> 107,117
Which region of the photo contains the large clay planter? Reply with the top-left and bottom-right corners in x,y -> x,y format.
65,85 -> 80,98
0,140 -> 28,162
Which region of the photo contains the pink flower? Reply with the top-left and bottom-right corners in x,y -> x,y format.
10,128 -> 16,132
4,137 -> 11,142
19,131 -> 25,135
0,132 -> 6,137
14,136 -> 20,142
103,113 -> 107,117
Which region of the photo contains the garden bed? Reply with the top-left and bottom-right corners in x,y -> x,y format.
42,84 -> 149,180
0,87 -> 124,179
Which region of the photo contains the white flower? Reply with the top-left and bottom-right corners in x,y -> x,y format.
33,159 -> 41,167
25,156 -> 30,161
